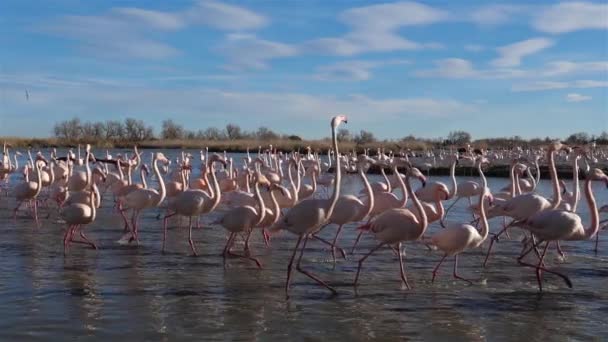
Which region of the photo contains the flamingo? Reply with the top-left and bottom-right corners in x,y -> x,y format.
12,159 -> 43,224
162,154 -> 226,255
60,182 -> 99,253
483,143 -> 566,266
322,154 -> 375,264
415,155 -> 457,202
353,164 -> 428,289
217,172 -> 271,268
430,158 -> 490,284
270,115 -> 347,298
516,168 -> 608,291
120,152 -> 169,244
350,158 -> 410,253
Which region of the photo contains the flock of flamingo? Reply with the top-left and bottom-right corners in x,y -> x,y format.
1,115 -> 607,297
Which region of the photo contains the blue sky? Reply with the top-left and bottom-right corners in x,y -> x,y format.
0,1 -> 606,139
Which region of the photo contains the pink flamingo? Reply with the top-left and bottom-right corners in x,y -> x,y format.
60,183 -> 99,253
517,168 -> 608,291
120,152 -> 169,244
13,160 -> 43,224
430,158 -> 489,284
353,164 -> 428,289
270,115 -> 346,298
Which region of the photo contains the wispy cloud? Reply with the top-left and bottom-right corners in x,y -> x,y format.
314,59 -> 411,81
470,5 -> 525,25
513,79 -> 608,92
217,34 -> 297,70
491,38 -> 554,67
41,1 -> 267,60
415,58 -> 525,79
534,2 -> 608,34
304,1 -> 447,56
566,93 -> 592,102
542,60 -> 608,76
464,44 -> 485,52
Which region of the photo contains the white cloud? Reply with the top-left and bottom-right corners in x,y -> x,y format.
216,34 -> 298,70
464,44 -> 484,52
183,0 -> 267,30
513,79 -> 608,92
534,2 -> 608,33
305,1 -> 447,56
42,1 -> 267,60
491,38 -> 554,67
415,58 -> 526,79
314,59 -> 410,81
542,61 -> 608,76
470,5 -> 524,25
113,7 -> 185,30
566,93 -> 592,102
512,81 -> 568,92
572,80 -> 608,88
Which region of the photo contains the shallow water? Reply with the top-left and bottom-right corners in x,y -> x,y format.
1,150 -> 607,340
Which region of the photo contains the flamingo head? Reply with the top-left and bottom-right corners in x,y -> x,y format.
141,164 -> 150,175
255,172 -> 272,190
155,152 -> 169,164
408,167 -> 426,187
435,183 -> 450,201
209,154 -> 228,167
587,168 -> 608,188
271,183 -> 291,197
331,115 -> 348,128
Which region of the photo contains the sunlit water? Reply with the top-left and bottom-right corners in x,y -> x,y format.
1,150 -> 607,340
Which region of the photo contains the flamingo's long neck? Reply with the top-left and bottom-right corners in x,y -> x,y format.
434,189 -> 445,222
141,167 -> 148,189
117,160 -> 124,181
33,162 -> 43,197
152,158 -> 166,206
534,157 -> 540,188
448,159 -> 457,199
478,164 -> 489,243
581,176 -> 599,240
208,160 -> 222,212
394,165 -> 408,208
405,173 -> 427,235
514,169 -> 522,196
359,163 -> 374,219
288,160 -> 298,206
548,147 -> 561,209
254,181 -> 266,226
90,184 -> 98,221
571,156 -> 580,212
268,187 -> 282,225
85,149 -> 91,187
380,167 -> 391,192
244,172 -> 251,194
324,123 -> 341,220
509,162 -> 516,198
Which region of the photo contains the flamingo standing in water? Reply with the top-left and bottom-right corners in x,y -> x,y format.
13,160 -> 43,224
430,157 -> 490,284
353,164 -> 428,289
61,182 -> 99,253
218,172 -> 271,268
270,115 -> 347,298
120,152 -> 169,244
162,154 -> 226,255
517,168 -> 608,291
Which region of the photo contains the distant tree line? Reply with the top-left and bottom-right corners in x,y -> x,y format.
51,117 -> 607,148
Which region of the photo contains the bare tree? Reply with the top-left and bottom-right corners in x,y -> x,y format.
225,123 -> 242,140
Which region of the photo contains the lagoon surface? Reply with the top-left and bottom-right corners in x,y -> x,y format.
0,150 -> 607,340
